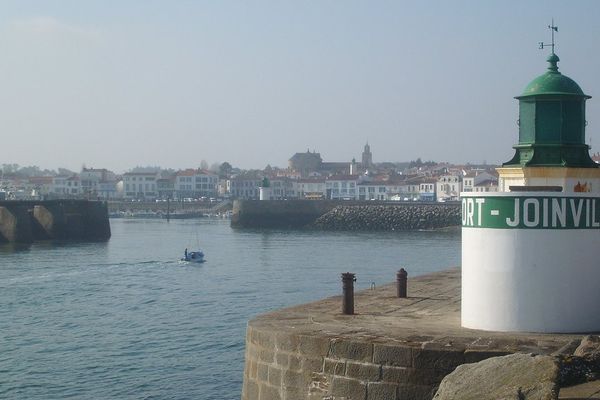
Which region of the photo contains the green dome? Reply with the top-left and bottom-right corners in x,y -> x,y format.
518,53 -> 589,98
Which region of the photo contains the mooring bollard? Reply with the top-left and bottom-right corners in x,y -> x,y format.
341,272 -> 357,315
396,268 -> 408,298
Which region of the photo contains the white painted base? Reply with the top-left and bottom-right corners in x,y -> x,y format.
462,228 -> 600,333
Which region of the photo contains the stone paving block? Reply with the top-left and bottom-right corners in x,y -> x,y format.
373,344 -> 413,367
258,362 -> 269,383
367,382 -> 398,400
298,335 -> 331,357
330,340 -> 373,362
381,365 -> 447,386
243,380 -> 259,400
412,347 -> 465,371
302,356 -> 324,373
331,376 -> 367,400
324,357 -> 346,375
275,332 -> 300,353
381,366 -> 409,383
259,383 -> 282,400
276,352 -> 289,367
346,361 -> 381,381
398,383 -> 435,400
268,365 -> 282,386
248,359 -> 258,380
283,385 -> 306,400
259,347 -> 276,363
289,354 -> 302,371
283,370 -> 309,389
251,327 -> 274,347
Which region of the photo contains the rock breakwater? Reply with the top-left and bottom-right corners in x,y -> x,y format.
311,203 -> 461,231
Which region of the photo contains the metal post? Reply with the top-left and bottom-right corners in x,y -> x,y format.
396,268 -> 408,298
341,272 -> 356,315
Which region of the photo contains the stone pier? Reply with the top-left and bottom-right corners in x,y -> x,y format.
0,200 -> 111,243
242,269 -> 586,400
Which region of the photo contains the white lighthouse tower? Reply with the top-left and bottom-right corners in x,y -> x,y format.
461,25 -> 600,333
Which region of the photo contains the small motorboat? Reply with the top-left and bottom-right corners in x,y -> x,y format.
182,249 -> 205,263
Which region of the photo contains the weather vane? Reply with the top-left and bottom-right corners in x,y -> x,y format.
539,19 -> 558,54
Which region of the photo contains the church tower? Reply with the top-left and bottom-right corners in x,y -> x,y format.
361,142 -> 373,169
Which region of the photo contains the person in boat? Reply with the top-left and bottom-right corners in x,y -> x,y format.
184,248 -> 188,259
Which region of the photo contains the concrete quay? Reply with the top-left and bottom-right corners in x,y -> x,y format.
242,268 -> 593,400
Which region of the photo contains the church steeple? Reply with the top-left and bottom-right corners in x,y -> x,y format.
361,142 -> 373,168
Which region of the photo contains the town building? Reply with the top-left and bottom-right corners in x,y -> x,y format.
80,168 -> 117,198
297,178 -> 326,200
288,150 -> 322,177
325,175 -> 359,200
436,174 -> 462,202
122,172 -> 158,200
229,172 -> 263,199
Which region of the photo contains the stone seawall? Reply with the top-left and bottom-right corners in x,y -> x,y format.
232,200 -> 461,230
231,200 -> 342,228
0,200 -> 111,243
313,204 -> 460,231
241,269 -> 580,400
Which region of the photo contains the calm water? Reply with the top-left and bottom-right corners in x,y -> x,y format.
0,219 -> 460,399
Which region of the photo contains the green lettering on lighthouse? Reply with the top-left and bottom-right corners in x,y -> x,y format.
462,196 -> 600,229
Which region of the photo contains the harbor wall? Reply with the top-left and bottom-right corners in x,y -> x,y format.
231,200 -> 461,230
242,324 -> 463,400
0,200 -> 111,243
241,269 -> 579,400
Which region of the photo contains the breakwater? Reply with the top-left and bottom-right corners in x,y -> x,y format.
0,200 -> 111,243
242,269 -> 580,400
231,200 -> 461,230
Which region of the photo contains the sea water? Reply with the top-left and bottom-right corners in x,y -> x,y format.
0,218 -> 460,399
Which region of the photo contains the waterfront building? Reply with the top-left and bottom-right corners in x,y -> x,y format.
156,177 -> 175,199
27,176 -> 53,198
268,177 -> 297,200
297,178 -> 326,200
80,168 -> 117,198
325,175 -> 359,200
122,172 -> 158,200
174,169 -> 218,199
229,172 -> 263,199
436,174 -> 462,202
462,26 -> 600,333
357,180 -> 387,201
472,176 -> 498,192
418,178 -> 437,201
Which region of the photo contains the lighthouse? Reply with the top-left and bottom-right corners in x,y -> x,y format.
461,23 -> 600,333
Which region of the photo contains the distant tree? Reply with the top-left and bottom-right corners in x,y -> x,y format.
408,158 -> 437,168
199,160 -> 209,170
2,164 -> 19,174
219,162 -> 233,178
130,166 -> 161,173
58,168 -> 76,176
209,162 -> 221,172
17,165 -> 42,177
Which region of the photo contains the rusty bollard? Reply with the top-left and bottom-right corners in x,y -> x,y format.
396,268 -> 408,298
341,272 -> 357,315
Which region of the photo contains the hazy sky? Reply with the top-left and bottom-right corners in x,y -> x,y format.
1,1 -> 599,173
